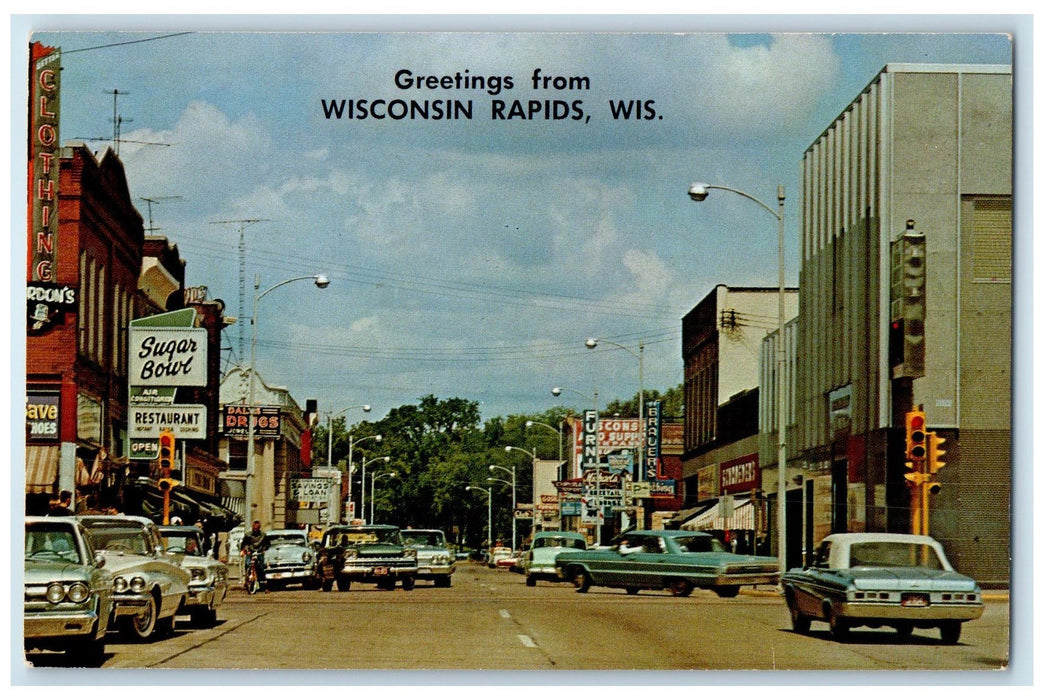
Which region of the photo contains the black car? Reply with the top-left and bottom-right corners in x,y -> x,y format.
315,524 -> 418,591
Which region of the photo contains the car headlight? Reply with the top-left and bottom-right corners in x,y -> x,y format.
189,567 -> 208,582
46,582 -> 66,604
113,576 -> 128,593
130,576 -> 147,593
403,548 -> 417,559
67,582 -> 91,603
344,549 -> 358,560
302,551 -> 313,563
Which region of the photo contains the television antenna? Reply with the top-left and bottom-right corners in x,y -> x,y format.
209,218 -> 271,363
139,195 -> 184,233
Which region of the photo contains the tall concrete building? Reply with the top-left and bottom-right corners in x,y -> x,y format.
795,64 -> 1012,585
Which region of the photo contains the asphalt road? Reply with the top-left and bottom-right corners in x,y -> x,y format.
23,561 -> 1010,674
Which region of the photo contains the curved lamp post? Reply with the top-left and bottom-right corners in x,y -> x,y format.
585,337 -> 645,479
369,470 -> 397,523
360,454 -> 390,523
466,485 -> 493,554
552,386 -> 603,545
488,464 -> 517,551
245,273 -> 329,526
688,180 -> 787,576
525,419 -> 563,462
327,405 -> 371,468
348,434 -> 381,521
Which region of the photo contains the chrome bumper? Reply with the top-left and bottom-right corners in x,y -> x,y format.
24,609 -> 100,640
112,593 -> 151,619
838,600 -> 985,622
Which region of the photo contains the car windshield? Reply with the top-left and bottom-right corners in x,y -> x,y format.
162,533 -> 203,554
848,541 -> 945,569
328,529 -> 402,547
25,522 -> 84,564
534,536 -> 586,550
672,535 -> 727,553
403,531 -> 445,547
264,533 -> 306,547
85,525 -> 151,555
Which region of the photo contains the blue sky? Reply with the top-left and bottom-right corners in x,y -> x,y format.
21,21 -> 1015,423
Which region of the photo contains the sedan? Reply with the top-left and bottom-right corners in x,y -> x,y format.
554,529 -> 780,597
78,515 -> 190,641
24,517 -> 114,665
521,530 -> 588,586
158,525 -> 229,625
781,532 -> 984,643
260,529 -> 319,590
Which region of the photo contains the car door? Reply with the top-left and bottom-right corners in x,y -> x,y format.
792,540 -> 833,617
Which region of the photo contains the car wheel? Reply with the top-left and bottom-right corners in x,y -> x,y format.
713,585 -> 740,598
69,636 -> 106,667
939,621 -> 962,645
894,622 -> 914,641
525,575 -> 537,587
336,576 -> 352,592
668,580 -> 695,597
401,576 -> 416,591
155,613 -> 176,638
625,586 -> 640,596
572,569 -> 591,593
124,593 -> 158,641
321,577 -> 334,592
828,604 -> 850,641
789,602 -> 812,634
192,607 -> 219,627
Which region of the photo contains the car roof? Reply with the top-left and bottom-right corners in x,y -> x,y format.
534,530 -> 585,538
158,525 -> 204,534
267,529 -> 307,536
78,514 -> 153,526
26,516 -> 79,525
822,533 -> 941,546
624,529 -> 712,538
327,524 -> 399,531
402,529 -> 443,534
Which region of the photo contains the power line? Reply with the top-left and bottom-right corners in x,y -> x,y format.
59,32 -> 194,55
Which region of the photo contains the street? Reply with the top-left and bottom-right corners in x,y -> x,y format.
24,561 -> 1010,673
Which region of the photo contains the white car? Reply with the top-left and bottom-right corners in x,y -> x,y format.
402,529 -> 456,587
158,525 -> 229,626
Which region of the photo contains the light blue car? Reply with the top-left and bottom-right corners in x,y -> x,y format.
781,533 -> 984,643
521,530 -> 588,586
554,529 -> 779,598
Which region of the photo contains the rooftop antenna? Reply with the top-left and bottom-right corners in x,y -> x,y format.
139,195 -> 184,233
107,89 -> 131,155
209,218 -> 271,363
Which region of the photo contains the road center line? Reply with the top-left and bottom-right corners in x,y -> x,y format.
499,609 -> 511,619
518,634 -> 537,648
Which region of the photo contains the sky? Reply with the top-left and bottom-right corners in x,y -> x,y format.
18,18 -> 1017,424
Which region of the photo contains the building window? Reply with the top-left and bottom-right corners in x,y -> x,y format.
972,198 -> 1012,283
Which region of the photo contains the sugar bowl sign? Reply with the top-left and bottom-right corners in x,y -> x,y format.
129,327 -> 208,386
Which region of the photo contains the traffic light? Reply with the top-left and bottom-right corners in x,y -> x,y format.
157,477 -> 179,492
901,221 -> 927,377
157,429 -> 175,475
905,409 -> 927,461
928,432 -> 947,474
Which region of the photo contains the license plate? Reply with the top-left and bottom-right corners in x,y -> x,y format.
270,572 -> 289,579
901,593 -> 930,607
373,567 -> 389,576
418,568 -> 432,574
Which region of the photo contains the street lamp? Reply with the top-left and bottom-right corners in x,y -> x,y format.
688,180 -> 787,575
369,470 -> 397,523
360,454 -> 390,524
326,405 -> 372,468
245,273 -> 329,526
551,386 -> 603,545
348,434 -> 381,521
525,419 -> 563,462
585,337 -> 645,479
465,485 -> 493,555
489,464 -> 517,551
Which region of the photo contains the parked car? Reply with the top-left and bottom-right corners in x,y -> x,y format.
24,517 -> 114,665
259,529 -> 319,590
78,515 -> 189,641
521,530 -> 588,586
402,529 -> 456,587
554,529 -> 780,597
488,546 -> 514,569
158,525 -> 229,626
316,524 -> 418,591
780,533 -> 985,643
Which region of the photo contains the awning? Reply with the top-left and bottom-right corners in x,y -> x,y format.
664,503 -> 714,528
681,498 -> 753,531
25,445 -> 60,494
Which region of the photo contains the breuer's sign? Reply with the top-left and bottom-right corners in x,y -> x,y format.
129,327 -> 208,387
